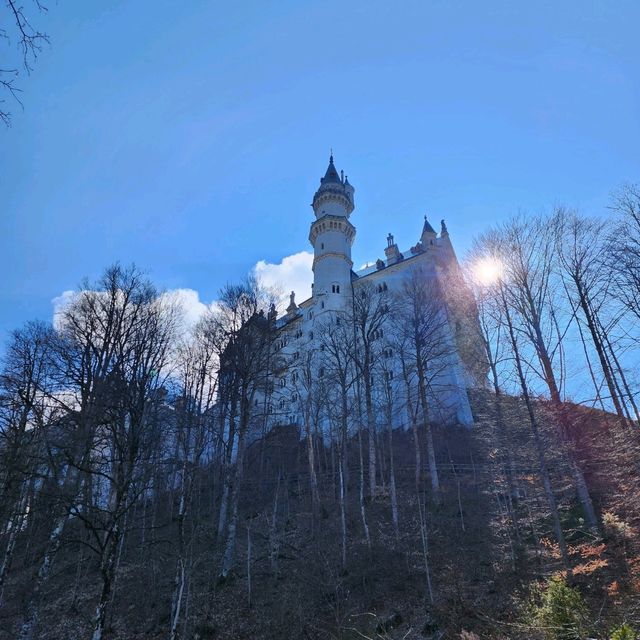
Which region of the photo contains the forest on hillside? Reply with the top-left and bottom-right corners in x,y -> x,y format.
1,186 -> 639,640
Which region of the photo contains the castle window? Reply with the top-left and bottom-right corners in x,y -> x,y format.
309,331 -> 314,339
292,393 -> 298,403
321,302 -> 325,309
291,371 -> 298,383
319,367 -> 325,377
279,378 -> 286,387
336,316 -> 340,325
279,399 -> 286,410
255,398 -> 259,407
321,243 -> 324,250
308,311 -> 313,320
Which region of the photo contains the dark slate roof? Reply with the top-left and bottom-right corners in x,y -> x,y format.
321,155 -> 341,184
422,216 -> 437,235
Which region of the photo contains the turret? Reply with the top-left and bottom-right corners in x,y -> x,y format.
309,155 -> 356,310
384,233 -> 403,265
421,215 -> 437,247
311,154 -> 354,218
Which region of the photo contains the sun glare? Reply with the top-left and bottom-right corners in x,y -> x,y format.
475,258 -> 503,285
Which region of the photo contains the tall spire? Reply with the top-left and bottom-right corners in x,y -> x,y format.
321,153 -> 341,184
312,153 -> 355,216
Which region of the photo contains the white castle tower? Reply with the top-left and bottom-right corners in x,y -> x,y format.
309,155 -> 355,313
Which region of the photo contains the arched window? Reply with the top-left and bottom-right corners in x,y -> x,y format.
309,331 -> 314,340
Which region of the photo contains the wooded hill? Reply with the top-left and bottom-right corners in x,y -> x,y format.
1,188 -> 639,639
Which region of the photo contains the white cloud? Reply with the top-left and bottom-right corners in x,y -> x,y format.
160,288 -> 212,330
253,251 -> 313,308
51,290 -> 77,330
51,251 -> 314,334
52,288 -> 215,335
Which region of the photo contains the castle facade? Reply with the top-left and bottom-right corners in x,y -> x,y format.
262,155 -> 483,434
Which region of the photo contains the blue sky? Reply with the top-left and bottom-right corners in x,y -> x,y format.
2,0 -> 639,343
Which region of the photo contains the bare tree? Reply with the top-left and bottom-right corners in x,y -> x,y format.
554,209 -> 632,423
1,1 -> 50,126
168,321 -> 218,640
318,314 -> 358,560
213,278 -> 279,580
393,268 -> 454,500
483,218 -> 599,533
349,282 -> 389,498
17,265 -> 177,640
0,322 -> 54,601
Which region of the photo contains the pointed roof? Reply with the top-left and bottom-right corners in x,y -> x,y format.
321,154 -> 341,184
422,215 -> 436,235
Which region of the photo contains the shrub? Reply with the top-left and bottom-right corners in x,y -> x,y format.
526,574 -> 590,640
611,623 -> 637,640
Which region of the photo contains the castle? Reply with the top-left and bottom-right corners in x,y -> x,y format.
261,155 -> 483,433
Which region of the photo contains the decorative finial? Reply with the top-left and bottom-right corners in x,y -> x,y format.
330,147 -> 334,162
441,219 -> 448,235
